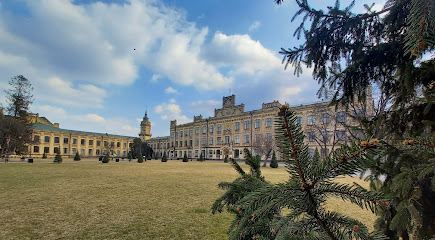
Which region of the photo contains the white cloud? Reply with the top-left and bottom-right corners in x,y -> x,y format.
169,98 -> 176,103
154,100 -> 191,124
191,100 -> 221,117
165,87 -> 178,94
150,74 -> 161,82
248,21 -> 261,32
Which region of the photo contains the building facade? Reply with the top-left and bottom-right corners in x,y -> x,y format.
146,93 -> 373,160
28,114 -> 134,158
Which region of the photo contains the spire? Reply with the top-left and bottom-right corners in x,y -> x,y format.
143,109 -> 149,122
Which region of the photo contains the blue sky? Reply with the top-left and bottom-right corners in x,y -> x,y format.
0,0 -> 385,137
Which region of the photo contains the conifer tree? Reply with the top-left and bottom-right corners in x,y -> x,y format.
162,152 -> 167,162
73,152 -> 81,161
269,150 -> 278,168
137,154 -> 144,163
215,105 -> 388,239
147,154 -> 151,161
42,152 -> 47,159
198,153 -> 204,162
53,152 -> 62,164
102,152 -> 110,163
183,152 -> 188,162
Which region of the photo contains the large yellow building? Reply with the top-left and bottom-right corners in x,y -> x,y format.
28,114 -> 134,158
146,93 -> 373,161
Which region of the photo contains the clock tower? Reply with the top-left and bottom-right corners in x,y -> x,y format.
139,111 -> 152,141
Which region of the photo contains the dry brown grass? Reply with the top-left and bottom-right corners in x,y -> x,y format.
0,160 -> 376,239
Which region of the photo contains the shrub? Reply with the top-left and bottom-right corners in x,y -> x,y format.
224,155 -> 228,163
42,152 -> 47,159
198,153 -> 204,162
162,152 -> 167,162
73,152 -> 81,161
102,153 -> 110,163
137,154 -> 144,163
183,152 -> 188,162
270,150 -> 278,168
53,152 -> 62,164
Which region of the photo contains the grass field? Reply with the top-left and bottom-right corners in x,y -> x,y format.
0,158 -> 377,239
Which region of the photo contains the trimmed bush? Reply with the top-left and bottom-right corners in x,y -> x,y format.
102,153 -> 110,163
270,150 -> 278,168
74,152 -> 81,161
137,154 -> 144,163
162,152 -> 168,162
198,153 -> 204,162
183,152 -> 188,162
53,152 -> 62,164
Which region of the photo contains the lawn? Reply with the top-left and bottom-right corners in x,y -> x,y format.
0,159 -> 377,239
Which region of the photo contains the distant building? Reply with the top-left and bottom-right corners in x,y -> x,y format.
145,93 -> 373,160
28,113 -> 134,158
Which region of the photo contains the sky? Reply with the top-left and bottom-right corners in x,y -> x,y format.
0,0 -> 385,137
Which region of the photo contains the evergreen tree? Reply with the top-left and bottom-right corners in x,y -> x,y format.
183,152 -> 188,162
73,152 -> 81,161
214,105 -> 388,239
198,153 -> 204,162
102,152 -> 110,163
137,154 -> 144,163
53,152 -> 62,164
269,150 -> 278,168
275,1 -> 434,238
162,152 -> 168,162
147,154 -> 151,161
5,75 -> 33,118
42,152 -> 47,159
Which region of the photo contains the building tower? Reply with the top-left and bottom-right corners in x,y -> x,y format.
139,111 -> 152,141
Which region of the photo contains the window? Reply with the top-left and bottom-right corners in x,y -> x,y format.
64,138 -> 68,144
185,131 -> 188,137
54,137 -> 59,143
209,150 -> 213,157
89,140 -> 94,146
63,148 -> 68,154
180,141 -> 182,147
244,120 -> 250,129
189,140 -> 192,146
123,151 -> 126,156
104,141 -> 108,146
321,130 -> 329,142
54,147 -> 59,154
202,138 -> 206,146
234,149 -> 240,158
225,136 -> 230,144
175,132 -> 178,138
321,148 -> 329,159
266,133 -> 273,141
123,142 -> 127,148
201,150 -> 205,158
34,135 -> 40,142
209,137 -> 213,145
255,119 -> 261,129
96,141 -> 101,147
336,130 -> 346,141
235,122 -> 240,130
308,132 -> 316,142
217,124 -> 222,132
73,138 -> 77,144
217,137 -> 222,145
81,149 -> 85,155
189,130 -> 192,136
72,148 -> 76,154
180,131 -> 183,137
110,142 -> 114,147
88,149 -> 93,155
296,117 -> 302,125
44,136 -> 50,143
322,113 -> 330,124
266,118 -> 272,127
195,138 -> 199,146
244,135 -> 250,143
255,134 -> 261,143
235,135 -> 240,144
81,139 -> 85,145
337,112 -> 346,123
44,147 -> 50,153
33,146 -> 39,153
172,132 -> 175,138
308,148 -> 315,157
195,127 -> 199,134
175,141 -> 178,147
195,150 -> 198,157
209,125 -> 214,133
184,140 -> 187,146
202,126 -> 207,134
307,115 -> 316,125
117,142 -> 120,147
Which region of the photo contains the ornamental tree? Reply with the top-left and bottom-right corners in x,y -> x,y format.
53,152 -> 62,164
183,152 -> 188,162
73,152 -> 81,161
269,150 -> 278,168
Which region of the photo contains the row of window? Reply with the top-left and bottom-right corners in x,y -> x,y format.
33,136 -> 130,148
167,133 -> 273,148
171,118 -> 274,138
33,146 -> 127,156
307,130 -> 346,142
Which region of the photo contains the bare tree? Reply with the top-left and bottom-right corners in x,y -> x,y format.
252,133 -> 276,167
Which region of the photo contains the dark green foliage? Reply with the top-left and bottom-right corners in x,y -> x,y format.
162,152 -> 167,162
154,153 -> 158,160
269,151 -> 278,168
224,155 -> 229,163
53,152 -> 62,164
130,138 -> 153,159
137,154 -> 144,163
73,152 -> 81,161
127,151 -> 133,161
42,152 -> 47,159
183,152 -> 188,162
198,153 -> 204,162
5,75 -> 33,118
102,153 -> 110,163
215,106 -> 388,239
147,154 -> 151,160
